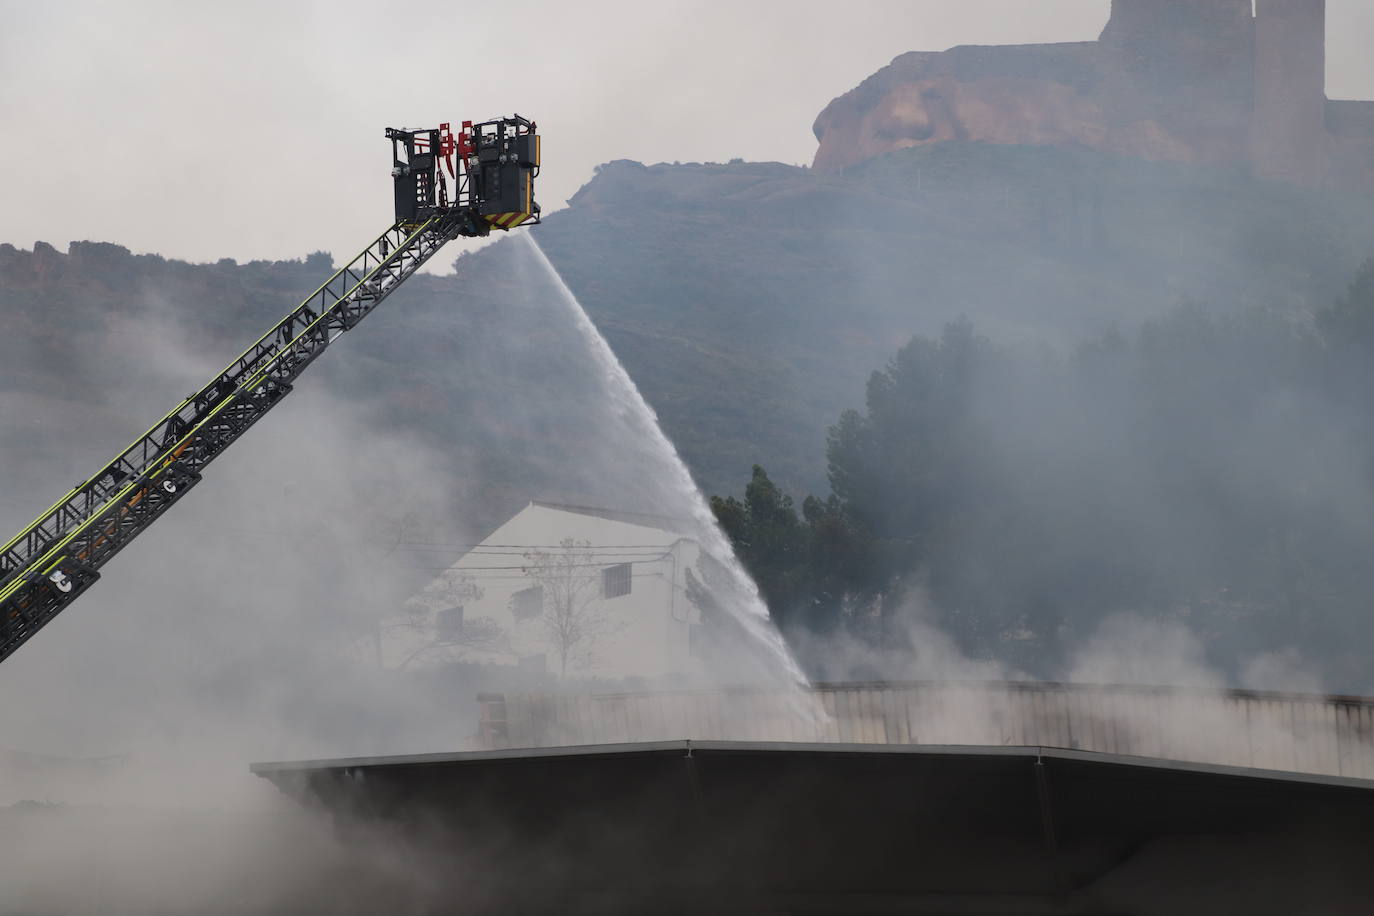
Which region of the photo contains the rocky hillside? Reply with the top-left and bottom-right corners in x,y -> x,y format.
527,143 -> 1374,496
4,142 -> 1374,543
812,0 -> 1374,191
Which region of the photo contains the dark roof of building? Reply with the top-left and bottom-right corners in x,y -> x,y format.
254,740 -> 1374,914
249,738 -> 1373,789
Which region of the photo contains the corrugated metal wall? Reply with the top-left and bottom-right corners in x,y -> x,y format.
477,681 -> 1374,779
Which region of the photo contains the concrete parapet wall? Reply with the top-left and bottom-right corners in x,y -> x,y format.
477,680 -> 1374,780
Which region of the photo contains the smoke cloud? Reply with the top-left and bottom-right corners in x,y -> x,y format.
0,232 -> 813,911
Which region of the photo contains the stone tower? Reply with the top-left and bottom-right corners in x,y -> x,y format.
1252,0 -> 1328,186
1099,0 -> 1255,98
1100,0 -> 1255,56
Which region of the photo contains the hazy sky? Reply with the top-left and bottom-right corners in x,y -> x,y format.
1,0 -> 1371,266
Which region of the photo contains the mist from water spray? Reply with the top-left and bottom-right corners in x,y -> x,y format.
520,233 -> 811,691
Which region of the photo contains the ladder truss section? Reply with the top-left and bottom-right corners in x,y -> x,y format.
0,214 -> 463,663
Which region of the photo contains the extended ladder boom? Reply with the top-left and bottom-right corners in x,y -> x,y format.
0,116 -> 540,665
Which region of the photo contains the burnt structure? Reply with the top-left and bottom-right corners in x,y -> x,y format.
255,741 -> 1374,914
814,0 -> 1374,191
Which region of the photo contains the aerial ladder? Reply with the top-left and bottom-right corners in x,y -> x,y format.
0,115 -> 541,665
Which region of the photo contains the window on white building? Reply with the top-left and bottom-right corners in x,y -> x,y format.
436,606 -> 464,642
511,585 -> 543,622
602,562 -> 632,599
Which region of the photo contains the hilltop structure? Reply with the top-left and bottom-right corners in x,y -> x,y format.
814,0 -> 1374,191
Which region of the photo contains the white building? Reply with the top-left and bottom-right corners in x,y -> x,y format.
382,501 -> 712,682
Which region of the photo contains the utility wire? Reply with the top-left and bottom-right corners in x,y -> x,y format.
392,542 -> 691,550
402,557 -> 671,571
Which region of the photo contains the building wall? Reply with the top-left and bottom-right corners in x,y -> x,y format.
478,680 -> 1374,780
383,504 -> 703,681
1252,0 -> 1328,185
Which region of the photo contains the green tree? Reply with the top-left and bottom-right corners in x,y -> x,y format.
711,465 -> 879,636
827,318 -> 987,545
710,466 -> 810,628
714,274 -> 1374,690
1316,258 -> 1374,352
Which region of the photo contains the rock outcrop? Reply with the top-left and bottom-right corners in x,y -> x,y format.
813,0 -> 1374,191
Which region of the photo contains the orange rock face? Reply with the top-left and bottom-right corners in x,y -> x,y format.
812,0 -> 1374,191
814,70 -> 1107,172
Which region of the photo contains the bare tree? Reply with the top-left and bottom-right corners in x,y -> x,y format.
521,538 -> 618,678
391,569 -> 509,669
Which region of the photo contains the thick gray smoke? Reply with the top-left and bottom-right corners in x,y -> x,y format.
0,233 -> 813,911
6,127 -> 1374,916
0,276 -> 494,910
